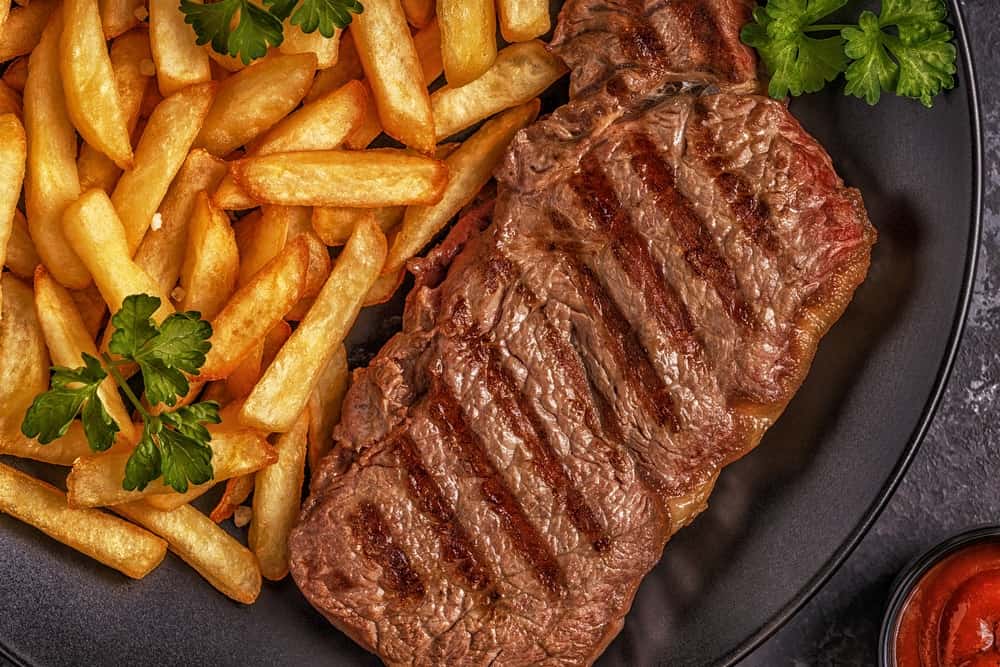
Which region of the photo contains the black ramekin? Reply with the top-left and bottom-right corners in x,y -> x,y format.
879,525 -> 1000,666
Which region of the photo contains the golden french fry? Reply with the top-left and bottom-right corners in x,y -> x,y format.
5,209 -> 40,279
99,0 -> 144,39
279,20 -> 341,69
209,474 -> 254,523
178,191 -> 238,320
342,83 -> 382,149
2,57 -> 27,92
77,30 -> 155,194
401,0 -> 433,28
235,206 -> 290,286
149,0 -> 211,96
112,82 -> 217,254
34,266 -> 137,442
0,275 -> 49,435
231,149 -> 448,207
0,463 -> 167,578
138,82 -> 164,119
439,0 -> 496,87
69,285 -> 106,339
213,80 -> 367,210
226,343 -> 262,399
60,0 -> 133,170
0,80 -> 21,115
240,215 -> 385,432
0,0 -> 57,62
114,501 -> 262,603
262,319 -> 292,365
432,40 -> 566,140
250,406 -> 308,580
61,189 -> 174,321
311,205 -> 406,247
304,30 -> 362,103
200,236 -> 309,381
298,228 -> 331,296
133,149 -> 229,296
362,267 -> 404,306
24,12 -> 90,289
385,101 -> 538,278
205,45 -> 245,74
0,422 -> 96,465
497,0 -> 550,42
0,114 -> 25,300
0,0 -> 10,29
67,427 -> 276,508
196,53 -> 317,157
352,0 -> 435,152
307,344 -> 348,470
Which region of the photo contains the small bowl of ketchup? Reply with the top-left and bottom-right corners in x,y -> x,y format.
881,526 -> 1000,666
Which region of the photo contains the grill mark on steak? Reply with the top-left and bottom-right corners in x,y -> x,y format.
547,229 -> 682,433
395,433 -> 494,593
351,503 -> 425,600
427,382 -> 563,593
627,133 -> 757,329
569,158 -> 699,356
688,101 -> 782,254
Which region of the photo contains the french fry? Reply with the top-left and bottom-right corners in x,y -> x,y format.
61,189 -> 174,321
0,0 -> 10,30
2,57 -> 27,92
99,0 -> 145,39
209,474 -> 254,523
178,191 -> 239,320
133,149 -> 229,296
205,45 -> 245,74
60,0 -> 133,170
138,82 -> 164,119
235,206 -> 290,286
200,236 -> 309,381
311,205 -> 403,247
0,422 -> 96,465
250,407 -> 308,580
342,83 -> 383,149
0,464 -> 167,579
67,426 -> 276,508
77,30 -> 155,194
23,12 -> 90,289
114,501 -> 262,603
298,227 -> 331,296
149,0 -> 211,96
111,82 -> 217,254
0,80 -> 21,116
5,209 -> 40,279
231,149 -> 448,207
225,344 -> 263,399
0,275 -> 49,435
362,266 -> 404,306
431,40 -> 565,140
0,0 -> 57,63
401,0 -> 433,28
69,285 -> 106,339
307,344 -> 348,470
196,53 -> 317,157
34,266 -> 137,442
352,0 -> 435,152
497,0 -> 550,43
279,20 -> 341,69
385,101 -> 538,279
438,0 -> 496,87
241,215 -> 385,432
304,30 -> 363,103
212,80 -> 367,210
0,114 -> 25,303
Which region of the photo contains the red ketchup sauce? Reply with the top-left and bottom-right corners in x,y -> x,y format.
896,541 -> 1000,666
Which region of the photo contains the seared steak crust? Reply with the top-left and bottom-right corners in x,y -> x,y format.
290,4 -> 875,665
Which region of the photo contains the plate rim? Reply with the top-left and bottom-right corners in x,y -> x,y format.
719,1 -> 984,663
0,3 -> 983,665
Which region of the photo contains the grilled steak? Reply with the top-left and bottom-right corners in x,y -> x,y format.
290,2 -> 876,665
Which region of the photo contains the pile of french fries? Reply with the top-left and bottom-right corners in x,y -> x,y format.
0,0 -> 565,603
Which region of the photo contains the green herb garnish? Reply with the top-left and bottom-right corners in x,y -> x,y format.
741,0 -> 957,107
21,294 -> 220,494
179,0 -> 363,65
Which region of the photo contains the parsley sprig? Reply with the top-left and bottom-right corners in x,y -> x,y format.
21,294 -> 220,494
741,0 -> 957,107
179,0 -> 363,65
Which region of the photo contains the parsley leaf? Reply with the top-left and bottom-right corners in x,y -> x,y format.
843,12 -> 898,105
123,422 -> 163,492
124,402 -> 218,492
286,0 -> 363,39
21,354 -> 118,451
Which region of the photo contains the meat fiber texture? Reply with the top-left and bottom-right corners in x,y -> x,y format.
290,1 -> 877,665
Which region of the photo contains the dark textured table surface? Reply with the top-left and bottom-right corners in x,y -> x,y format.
743,1 -> 998,664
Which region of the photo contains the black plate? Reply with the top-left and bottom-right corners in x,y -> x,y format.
0,2 -> 982,665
